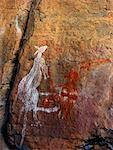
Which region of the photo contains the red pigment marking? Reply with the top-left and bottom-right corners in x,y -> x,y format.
41,68 -> 79,120
59,69 -> 79,120
41,58 -> 111,119
80,58 -> 111,70
59,87 -> 78,120
41,67 -> 60,107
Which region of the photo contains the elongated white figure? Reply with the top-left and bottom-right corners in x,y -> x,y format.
18,45 -> 59,146
15,16 -> 22,35
18,46 -> 49,119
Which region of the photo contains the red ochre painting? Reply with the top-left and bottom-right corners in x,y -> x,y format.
12,45 -> 113,149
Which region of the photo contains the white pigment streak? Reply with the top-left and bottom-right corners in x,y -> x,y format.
15,16 -> 22,34
17,46 -> 59,146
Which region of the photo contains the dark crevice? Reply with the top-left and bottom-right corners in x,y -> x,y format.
79,129 -> 113,150
1,0 -> 42,149
19,0 -> 41,59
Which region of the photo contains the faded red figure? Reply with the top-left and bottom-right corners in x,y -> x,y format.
40,68 -> 79,121
58,68 -> 79,120
80,58 -> 111,70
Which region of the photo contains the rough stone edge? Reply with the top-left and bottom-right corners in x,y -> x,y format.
0,0 -> 42,149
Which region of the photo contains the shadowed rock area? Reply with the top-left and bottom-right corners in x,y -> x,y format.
1,0 -> 113,149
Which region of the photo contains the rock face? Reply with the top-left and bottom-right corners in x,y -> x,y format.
1,0 -> 113,149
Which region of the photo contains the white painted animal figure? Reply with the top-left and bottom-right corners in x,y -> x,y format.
17,45 -> 59,146
18,45 -> 49,120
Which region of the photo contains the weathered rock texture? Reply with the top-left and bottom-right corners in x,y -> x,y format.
1,0 -> 113,149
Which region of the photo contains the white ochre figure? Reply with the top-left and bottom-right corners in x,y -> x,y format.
18,45 -> 59,146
